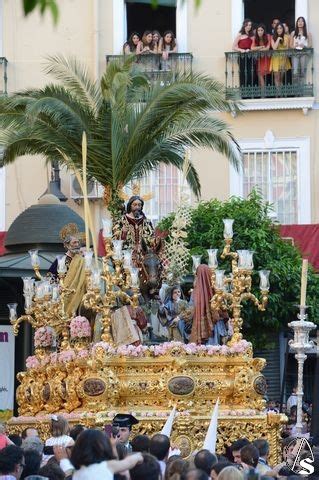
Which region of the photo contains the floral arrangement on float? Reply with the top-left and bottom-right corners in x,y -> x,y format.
25,339 -> 251,370
70,316 -> 91,339
34,326 -> 55,348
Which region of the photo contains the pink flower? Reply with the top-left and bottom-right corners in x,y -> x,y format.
70,316 -> 91,338
26,355 -> 40,369
34,327 -> 55,347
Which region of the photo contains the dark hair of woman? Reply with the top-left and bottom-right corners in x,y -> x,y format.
70,424 -> 85,441
239,18 -> 253,36
254,23 -> 268,46
294,16 -> 308,38
164,457 -> 189,480
70,429 -> 115,470
39,462 -> 65,480
141,30 -> 153,46
162,30 -> 176,50
21,450 -> 42,479
125,31 -> 140,52
273,22 -> 285,41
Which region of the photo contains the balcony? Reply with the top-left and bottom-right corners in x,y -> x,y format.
0,57 -> 8,95
225,49 -> 314,113
106,53 -> 193,83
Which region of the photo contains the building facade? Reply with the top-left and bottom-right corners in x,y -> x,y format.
0,0 -> 318,229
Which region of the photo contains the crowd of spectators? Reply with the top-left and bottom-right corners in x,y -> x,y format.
0,406 -> 318,480
232,16 -> 312,89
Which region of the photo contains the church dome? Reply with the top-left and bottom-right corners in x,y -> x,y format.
5,196 -> 85,253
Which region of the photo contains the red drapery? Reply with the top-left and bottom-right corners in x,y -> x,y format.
0,232 -> 7,256
280,224 -> 319,271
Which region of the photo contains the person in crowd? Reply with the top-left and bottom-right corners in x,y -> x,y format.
270,22 -> 291,87
70,429 -> 143,479
290,16 -> 312,85
251,24 -> 271,88
43,416 -> 74,464
184,469 -> 209,480
136,30 -> 155,54
230,439 -> 250,465
252,439 -> 271,475
149,433 -> 171,477
112,414 -> 139,453
210,461 -> 234,480
123,32 -> 140,54
131,434 -> 150,453
21,429 -> 38,441
21,450 -> 41,479
8,436 -> 22,448
159,285 -> 193,342
271,18 -> 280,34
239,444 -> 259,472
22,437 -> 43,456
159,30 -> 177,59
130,452 -> 161,480
38,461 -> 66,480
69,425 -> 85,442
232,19 -> 253,90
165,457 -> 189,479
194,450 -> 217,476
0,445 -> 25,479
217,466 -> 243,480
286,385 -> 298,415
152,30 -> 162,53
0,424 -> 13,450
283,22 -> 290,34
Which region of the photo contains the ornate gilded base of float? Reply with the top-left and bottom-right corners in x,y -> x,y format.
8,341 -> 286,463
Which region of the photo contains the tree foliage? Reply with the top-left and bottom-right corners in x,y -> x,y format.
0,55 -> 240,219
158,191 -> 319,347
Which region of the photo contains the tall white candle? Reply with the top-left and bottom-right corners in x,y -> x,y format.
300,259 -> 308,307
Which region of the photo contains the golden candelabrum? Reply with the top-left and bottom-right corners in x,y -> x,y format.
8,229 -> 140,348
193,219 -> 270,345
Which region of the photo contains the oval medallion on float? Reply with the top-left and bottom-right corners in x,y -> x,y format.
168,376 -> 195,396
83,378 -> 106,396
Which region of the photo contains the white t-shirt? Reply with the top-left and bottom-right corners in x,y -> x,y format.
72,461 -> 113,480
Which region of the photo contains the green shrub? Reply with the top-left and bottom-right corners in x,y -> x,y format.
158,191 -> 319,347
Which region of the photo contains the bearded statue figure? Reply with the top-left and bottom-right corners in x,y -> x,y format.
113,195 -> 154,266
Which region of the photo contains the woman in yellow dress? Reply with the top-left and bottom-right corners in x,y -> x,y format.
270,23 -> 291,87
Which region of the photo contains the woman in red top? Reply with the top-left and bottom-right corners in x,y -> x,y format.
251,24 -> 271,88
233,19 -> 254,90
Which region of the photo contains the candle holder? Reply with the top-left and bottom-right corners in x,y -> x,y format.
211,220 -> 270,344
288,305 -> 316,435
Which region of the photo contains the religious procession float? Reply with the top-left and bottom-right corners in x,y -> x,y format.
6,184 -> 287,463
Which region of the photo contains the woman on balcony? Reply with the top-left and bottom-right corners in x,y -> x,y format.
136,30 -> 155,54
152,30 -> 162,54
123,32 -> 140,54
251,24 -> 271,90
270,23 -> 291,87
232,19 -> 254,93
290,17 -> 312,86
159,30 -> 177,71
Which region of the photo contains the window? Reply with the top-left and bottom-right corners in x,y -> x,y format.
126,0 -> 176,39
243,150 -> 298,224
244,0 -> 295,31
125,163 -> 193,225
230,137 -> 311,224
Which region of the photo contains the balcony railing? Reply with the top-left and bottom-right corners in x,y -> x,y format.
106,53 -> 193,82
225,48 -> 313,100
0,57 -> 8,95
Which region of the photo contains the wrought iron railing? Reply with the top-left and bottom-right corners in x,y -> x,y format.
106,53 -> 193,82
225,48 -> 313,99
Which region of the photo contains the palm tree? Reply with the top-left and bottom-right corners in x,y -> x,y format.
0,55 -> 241,218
